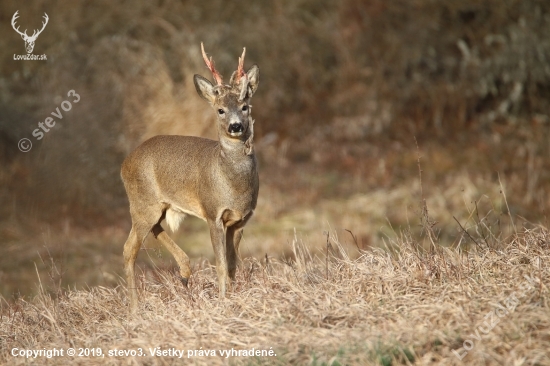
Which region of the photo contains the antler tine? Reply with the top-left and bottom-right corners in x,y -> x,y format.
41,13 -> 49,29
236,47 -> 247,83
11,10 -> 19,25
11,10 -> 28,37
200,42 -> 223,86
31,13 -> 49,39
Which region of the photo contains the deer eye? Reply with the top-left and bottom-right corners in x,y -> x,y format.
242,105 -> 248,112
218,109 -> 225,115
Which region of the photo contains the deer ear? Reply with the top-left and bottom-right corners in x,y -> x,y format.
246,65 -> 260,98
194,75 -> 217,104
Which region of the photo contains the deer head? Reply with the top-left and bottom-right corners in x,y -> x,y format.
194,43 -> 260,148
11,11 -> 49,54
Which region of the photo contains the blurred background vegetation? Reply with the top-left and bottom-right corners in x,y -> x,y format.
1,0 -> 549,299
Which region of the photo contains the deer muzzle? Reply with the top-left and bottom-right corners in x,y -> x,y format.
228,123 -> 244,136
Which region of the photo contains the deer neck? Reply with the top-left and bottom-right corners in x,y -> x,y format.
219,114 -> 254,155
217,122 -> 256,179
219,136 -> 254,163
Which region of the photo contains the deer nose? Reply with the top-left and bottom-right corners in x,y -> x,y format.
228,123 -> 244,134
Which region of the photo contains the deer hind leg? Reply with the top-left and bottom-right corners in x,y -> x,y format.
226,226 -> 243,283
151,221 -> 191,287
123,221 -> 150,313
208,218 -> 228,298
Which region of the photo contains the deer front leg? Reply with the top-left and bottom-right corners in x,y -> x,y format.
208,219 -> 228,298
226,226 -> 243,283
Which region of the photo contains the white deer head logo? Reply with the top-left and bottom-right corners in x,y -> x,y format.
11,11 -> 49,54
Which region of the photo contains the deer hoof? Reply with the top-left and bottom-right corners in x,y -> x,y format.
180,277 -> 189,287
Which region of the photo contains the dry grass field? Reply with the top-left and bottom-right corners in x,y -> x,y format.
1,208 -> 549,365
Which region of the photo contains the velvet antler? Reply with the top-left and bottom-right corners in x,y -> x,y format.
201,42 -> 223,85
235,47 -> 247,84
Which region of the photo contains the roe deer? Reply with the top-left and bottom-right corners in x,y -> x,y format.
121,43 -> 260,312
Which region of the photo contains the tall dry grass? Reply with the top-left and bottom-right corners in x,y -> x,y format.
1,220 -> 548,365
